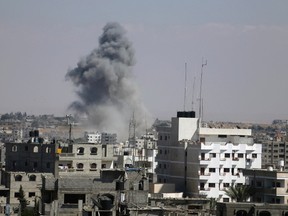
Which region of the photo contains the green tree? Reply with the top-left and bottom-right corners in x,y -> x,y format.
224,184 -> 254,202
18,185 -> 29,213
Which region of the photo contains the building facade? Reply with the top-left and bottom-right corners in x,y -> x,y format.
156,111 -> 262,202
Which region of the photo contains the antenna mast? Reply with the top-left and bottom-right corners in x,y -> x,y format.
191,76 -> 196,111
199,58 -> 207,127
184,63 -> 187,111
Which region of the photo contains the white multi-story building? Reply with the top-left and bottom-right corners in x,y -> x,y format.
156,111 -> 262,202
84,131 -> 117,144
84,131 -> 102,143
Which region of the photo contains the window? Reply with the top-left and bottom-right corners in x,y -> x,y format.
223,183 -> 230,187
209,168 -> 216,173
224,168 -> 230,173
200,167 -> 205,175
46,147 -> 51,153
14,192 -> 20,198
210,153 -> 216,158
90,147 -> 98,155
90,163 -> 97,170
208,183 -> 215,188
25,146 -> 29,151
238,153 -> 244,158
77,147 -> 84,155
201,153 -> 205,160
12,145 -> 17,152
252,154 -> 257,158
28,192 -> 35,197
33,146 -> 38,153
34,162 -> 38,168
225,153 -> 230,158
218,135 -> 227,138
200,182 -> 205,190
77,163 -> 84,170
29,175 -> 36,181
102,164 -> 106,169
47,162 -> 50,168
223,198 -> 229,202
15,175 -> 22,181
164,164 -> 166,169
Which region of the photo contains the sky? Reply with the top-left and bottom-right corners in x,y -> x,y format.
1,1 -> 288,124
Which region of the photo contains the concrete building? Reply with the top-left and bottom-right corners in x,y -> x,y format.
216,202 -> 288,216
261,140 -> 288,170
242,168 -> 288,204
84,131 -> 117,144
156,111 -> 262,202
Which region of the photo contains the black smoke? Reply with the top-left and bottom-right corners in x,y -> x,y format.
66,22 -> 150,140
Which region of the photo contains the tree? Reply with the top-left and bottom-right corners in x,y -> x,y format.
224,184 -> 254,202
18,185 -> 29,213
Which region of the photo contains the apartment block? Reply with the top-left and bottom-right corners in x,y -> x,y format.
156,111 -> 262,202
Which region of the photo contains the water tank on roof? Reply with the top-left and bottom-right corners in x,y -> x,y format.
177,111 -> 196,118
116,181 -> 124,191
267,166 -> 273,171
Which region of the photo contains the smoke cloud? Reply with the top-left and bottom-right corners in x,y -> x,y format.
66,22 -> 151,141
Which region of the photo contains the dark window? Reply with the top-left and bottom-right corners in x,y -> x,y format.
200,182 -> 205,190
25,146 -> 28,151
14,192 -> 20,198
238,153 -> 244,158
15,175 -> 22,181
209,168 -> 216,173
223,183 -> 230,187
90,163 -> 97,169
91,147 -> 98,155
208,183 -> 215,188
102,164 -> 106,169
77,147 -> 84,155
252,154 -> 257,158
223,198 -> 229,202
224,168 -> 230,173
218,135 -> 227,138
225,153 -> 230,158
28,192 -> 35,197
47,162 -> 50,168
34,162 -> 38,168
29,175 -> 36,181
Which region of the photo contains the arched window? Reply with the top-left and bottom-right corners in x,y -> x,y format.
29,175 -> 36,181
77,147 -> 84,155
259,211 -> 271,216
90,163 -> 97,170
236,210 -> 248,216
15,175 -> 22,181
90,147 -> 98,155
46,147 -> 51,153
12,145 -> 17,152
77,163 -> 84,170
33,146 -> 38,153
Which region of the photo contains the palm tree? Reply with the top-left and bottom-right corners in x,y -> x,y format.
224,184 -> 254,202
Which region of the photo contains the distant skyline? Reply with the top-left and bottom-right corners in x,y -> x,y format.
1,1 -> 288,124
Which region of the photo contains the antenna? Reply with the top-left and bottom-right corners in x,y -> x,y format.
191,76 -> 196,111
184,62 -> 187,111
198,58 -> 207,127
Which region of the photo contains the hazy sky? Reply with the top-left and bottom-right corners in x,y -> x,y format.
1,1 -> 288,124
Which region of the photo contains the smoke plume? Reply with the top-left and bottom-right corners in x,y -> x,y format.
66,22 -> 150,141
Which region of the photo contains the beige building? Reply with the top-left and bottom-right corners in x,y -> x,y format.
243,168 -> 288,204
